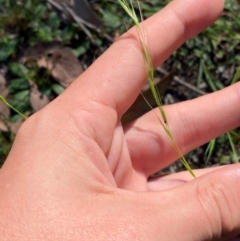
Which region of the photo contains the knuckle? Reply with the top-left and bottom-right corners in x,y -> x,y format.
169,8 -> 190,41
195,178 -> 238,238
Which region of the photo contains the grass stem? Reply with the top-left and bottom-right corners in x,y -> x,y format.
117,0 -> 195,178
0,95 -> 27,120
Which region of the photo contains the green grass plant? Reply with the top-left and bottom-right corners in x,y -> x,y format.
117,0 -> 195,178
231,67 -> 240,85
203,65 -> 240,165
227,132 -> 238,163
205,139 -> 216,167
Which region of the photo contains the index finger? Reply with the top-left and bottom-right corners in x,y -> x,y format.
61,0 -> 224,116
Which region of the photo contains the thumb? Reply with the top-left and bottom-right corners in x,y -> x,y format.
147,164 -> 240,241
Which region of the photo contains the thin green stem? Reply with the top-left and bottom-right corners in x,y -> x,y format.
0,95 -> 27,120
227,132 -> 239,163
117,0 -> 195,177
205,139 -> 216,167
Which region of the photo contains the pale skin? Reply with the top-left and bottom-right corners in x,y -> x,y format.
0,0 -> 240,240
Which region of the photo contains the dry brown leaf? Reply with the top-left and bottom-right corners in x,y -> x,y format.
0,74 -> 6,91
23,41 -> 84,87
0,121 -> 8,132
47,0 -> 103,28
0,74 -> 10,132
29,81 -> 50,112
0,87 -> 10,117
122,68 -> 175,124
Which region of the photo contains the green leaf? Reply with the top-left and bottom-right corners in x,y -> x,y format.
14,90 -> 29,101
25,0 -> 32,9
34,24 -> 53,41
0,37 -> 18,61
8,78 -> 30,93
72,42 -> 90,57
48,12 -> 60,29
34,4 -> 46,18
52,84 -> 65,95
9,63 -> 29,78
9,114 -> 23,123
103,12 -> 121,28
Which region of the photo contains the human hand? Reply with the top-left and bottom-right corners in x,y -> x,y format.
1,0 -> 240,240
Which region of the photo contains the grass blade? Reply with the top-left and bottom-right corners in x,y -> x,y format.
201,61 -> 218,92
205,139 -> 216,167
0,95 -> 27,120
231,66 -> 240,85
117,0 -> 195,178
227,132 -> 239,163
